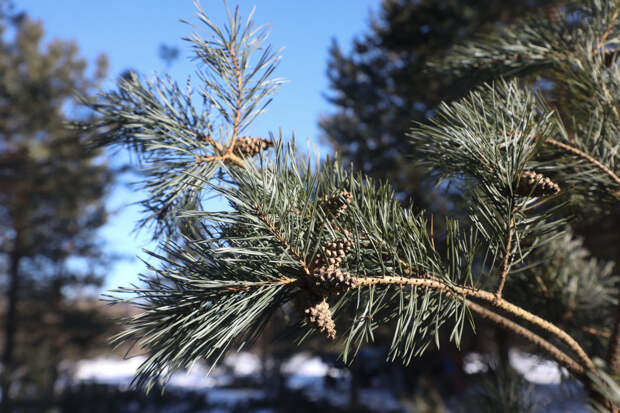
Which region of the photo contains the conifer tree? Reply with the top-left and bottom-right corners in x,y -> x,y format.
320,0 -> 563,207
0,8 -> 114,409
92,2 -> 620,410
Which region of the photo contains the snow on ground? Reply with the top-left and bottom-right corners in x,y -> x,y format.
463,350 -> 588,412
72,351 -> 264,391
71,350 -> 590,412
221,352 -> 261,376
510,350 -> 568,384
463,349 -> 567,384
282,352 -> 350,407
72,356 -> 146,388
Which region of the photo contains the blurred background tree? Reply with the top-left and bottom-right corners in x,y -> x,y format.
321,0 -> 619,268
320,0 -> 562,209
0,4 -> 117,410
319,1 -> 620,409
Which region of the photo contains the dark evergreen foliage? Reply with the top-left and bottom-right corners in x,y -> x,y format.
0,9 -> 116,408
320,0 -> 562,206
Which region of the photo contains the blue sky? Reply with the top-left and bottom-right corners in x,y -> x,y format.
17,1 -> 380,290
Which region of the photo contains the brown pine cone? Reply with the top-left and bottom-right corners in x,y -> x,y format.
233,137 -> 274,157
515,171 -> 560,197
297,294 -> 336,340
309,266 -> 358,297
319,191 -> 352,216
311,237 -> 353,269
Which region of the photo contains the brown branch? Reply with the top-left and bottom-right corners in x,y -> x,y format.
197,132 -> 225,154
584,326 -> 611,339
226,48 -> 244,155
255,206 -> 311,275
355,275 -> 595,371
522,189 -> 563,211
596,4 -> 620,51
547,138 -> 620,189
601,75 -> 620,122
278,272 -> 590,380
429,213 -> 436,252
194,152 -> 245,168
195,132 -> 245,167
607,301 -> 620,373
466,300 -> 586,378
534,273 -> 551,297
495,220 -> 514,299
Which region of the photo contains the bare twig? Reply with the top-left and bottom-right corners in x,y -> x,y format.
194,153 -> 245,168
547,138 -> 620,189
467,300 -> 586,378
255,206 -> 311,275
197,132 -> 225,154
584,326 -> 611,339
607,302 -> 620,373
495,220 -> 514,299
226,49 -> 244,155
430,213 -> 436,252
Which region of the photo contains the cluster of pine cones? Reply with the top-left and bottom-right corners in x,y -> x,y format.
311,237 -> 353,268
318,191 -> 352,216
308,266 -> 358,297
515,170 -> 560,197
297,192 -> 357,340
233,137 -> 274,157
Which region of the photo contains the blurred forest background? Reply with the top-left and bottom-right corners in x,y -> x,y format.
1,0 -> 611,412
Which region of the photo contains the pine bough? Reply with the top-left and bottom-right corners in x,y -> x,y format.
89,1 -> 620,410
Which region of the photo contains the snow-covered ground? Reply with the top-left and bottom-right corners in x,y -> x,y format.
69,350 -> 589,412
463,349 -> 568,384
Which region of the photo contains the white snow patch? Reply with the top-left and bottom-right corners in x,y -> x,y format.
222,352 -> 261,376
71,357 -> 230,389
463,352 -> 491,375
166,363 -> 218,389
463,350 -> 566,384
510,350 -> 566,384
280,352 -> 350,407
282,352 -> 329,377
72,356 -> 146,387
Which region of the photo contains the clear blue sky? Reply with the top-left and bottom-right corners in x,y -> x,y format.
16,0 -> 380,290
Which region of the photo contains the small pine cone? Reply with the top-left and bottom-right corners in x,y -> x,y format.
311,237 -> 353,269
515,171 -> 560,197
319,191 -> 352,216
309,266 -> 359,297
297,294 -> 336,340
233,137 -> 274,157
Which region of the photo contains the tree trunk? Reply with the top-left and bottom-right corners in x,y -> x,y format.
607,300 -> 620,374
495,328 -> 512,375
349,359 -> 360,409
1,249 -> 21,413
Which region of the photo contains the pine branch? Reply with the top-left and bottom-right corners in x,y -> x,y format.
466,300 -> 586,378
596,0 -> 620,51
547,138 -> 620,190
495,220 -> 515,299
355,274 -> 595,372
226,48 -> 243,154
96,3 -> 620,409
254,203 -> 311,275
